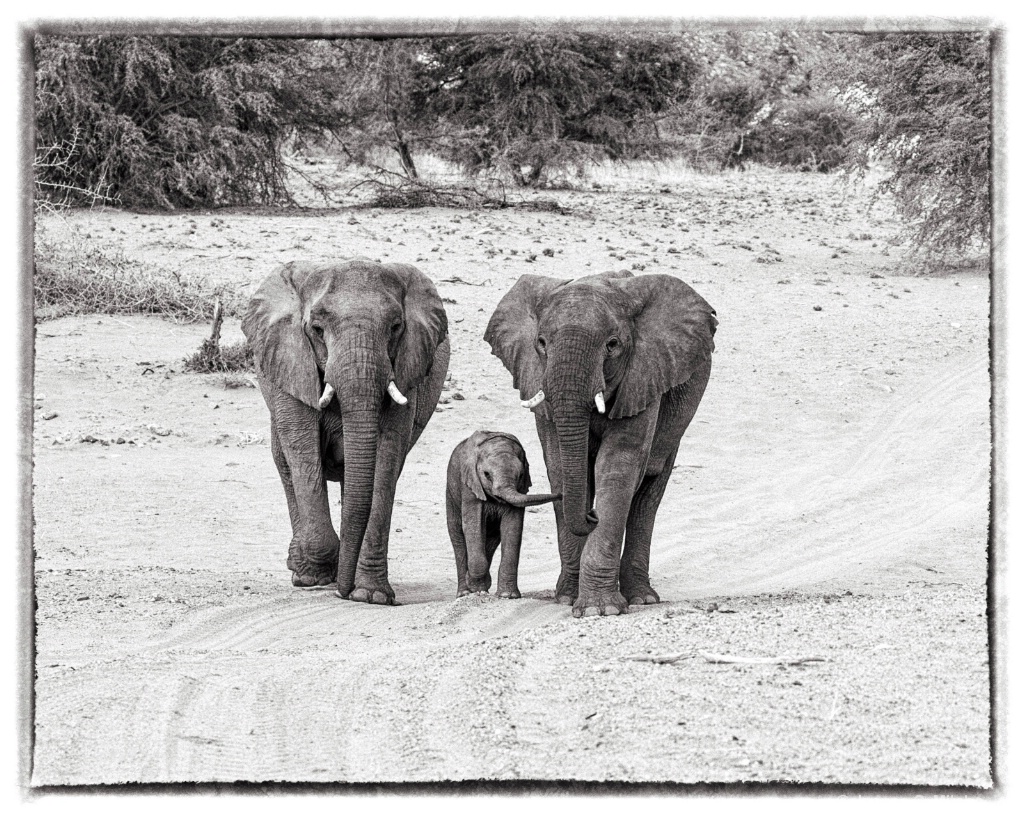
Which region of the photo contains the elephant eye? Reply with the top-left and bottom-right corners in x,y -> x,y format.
483,471 -> 491,480
391,320 -> 404,336
537,336 -> 547,353
606,337 -> 620,351
311,325 -> 325,338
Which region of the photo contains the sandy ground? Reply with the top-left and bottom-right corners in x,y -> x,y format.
31,167 -> 991,785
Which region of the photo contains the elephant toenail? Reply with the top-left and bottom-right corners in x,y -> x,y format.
584,606 -> 600,617
603,605 -> 621,615
372,591 -> 387,604
629,596 -> 644,606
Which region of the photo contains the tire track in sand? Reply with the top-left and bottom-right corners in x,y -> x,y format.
653,352 -> 989,598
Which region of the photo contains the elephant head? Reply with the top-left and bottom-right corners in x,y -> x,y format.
484,271 -> 716,538
242,259 -> 447,572
461,431 -> 561,508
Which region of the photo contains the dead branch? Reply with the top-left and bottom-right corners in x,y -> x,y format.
698,651 -> 826,666
620,652 -> 693,665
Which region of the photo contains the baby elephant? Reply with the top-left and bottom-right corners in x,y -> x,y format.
446,431 -> 560,598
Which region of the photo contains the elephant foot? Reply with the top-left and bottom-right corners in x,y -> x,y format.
622,584 -> 661,607
496,587 -> 521,599
291,570 -> 336,588
287,557 -> 337,588
345,587 -> 394,605
554,572 -> 579,605
572,589 -> 628,618
344,573 -> 396,605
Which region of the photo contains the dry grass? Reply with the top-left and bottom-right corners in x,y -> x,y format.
34,215 -> 240,322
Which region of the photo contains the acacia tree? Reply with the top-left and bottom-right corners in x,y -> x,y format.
35,36 -> 343,208
846,32 -> 991,255
327,39 -> 435,179
414,32 -> 697,186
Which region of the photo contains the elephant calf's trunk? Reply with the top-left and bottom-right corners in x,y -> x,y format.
494,488 -> 561,508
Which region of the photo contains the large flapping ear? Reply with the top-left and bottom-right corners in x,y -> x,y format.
462,432 -> 489,501
610,274 -> 717,420
519,451 -> 533,494
242,264 -> 321,407
483,274 -> 570,420
385,263 -> 449,394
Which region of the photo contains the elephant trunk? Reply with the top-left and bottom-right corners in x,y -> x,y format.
492,486 -> 561,508
545,330 -> 602,538
552,411 -> 598,537
328,351 -> 386,596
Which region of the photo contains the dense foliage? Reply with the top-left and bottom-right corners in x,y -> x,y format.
34,30 -> 992,257
416,32 -> 697,184
35,36 -> 342,208
847,32 -> 991,254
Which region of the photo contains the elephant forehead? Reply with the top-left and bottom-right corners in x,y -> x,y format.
540,289 -> 621,332
291,260 -> 404,302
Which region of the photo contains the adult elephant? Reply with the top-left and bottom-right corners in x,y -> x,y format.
243,259 -> 449,604
484,270 -> 716,617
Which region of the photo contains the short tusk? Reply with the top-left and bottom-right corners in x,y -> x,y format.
521,390 -> 545,409
387,380 -> 408,405
318,382 -> 336,410
594,391 -> 606,414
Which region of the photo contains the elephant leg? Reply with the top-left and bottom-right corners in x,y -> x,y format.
272,416 -> 339,588
618,361 -> 712,604
620,452 -> 677,606
448,492 -> 473,598
574,409 -> 659,618
536,416 -> 588,604
495,509 -> 523,599
348,400 -> 416,605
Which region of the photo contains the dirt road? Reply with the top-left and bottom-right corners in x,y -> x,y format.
31,167 -> 991,785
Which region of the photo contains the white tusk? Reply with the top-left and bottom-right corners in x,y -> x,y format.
520,390 -> 545,409
594,391 -> 606,414
387,380 -> 408,405
318,383 -> 336,410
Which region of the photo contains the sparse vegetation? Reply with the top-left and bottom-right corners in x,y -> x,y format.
34,219 -> 237,321
183,298 -> 254,373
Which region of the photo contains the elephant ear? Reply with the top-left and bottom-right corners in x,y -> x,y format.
242,265 -> 321,407
518,452 -> 533,494
462,434 -> 488,502
610,274 -> 717,420
484,274 -> 570,420
385,263 -> 449,394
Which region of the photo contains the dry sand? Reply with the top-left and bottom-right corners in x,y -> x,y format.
31,167 -> 991,785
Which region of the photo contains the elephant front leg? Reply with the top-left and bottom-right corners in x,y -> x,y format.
495,509 -> 524,599
272,422 -> 339,588
447,492 -> 475,598
574,411 -> 659,617
347,401 -> 416,604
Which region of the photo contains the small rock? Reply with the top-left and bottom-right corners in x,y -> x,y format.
452,392 -> 464,401
813,305 -> 823,311
42,411 -> 58,420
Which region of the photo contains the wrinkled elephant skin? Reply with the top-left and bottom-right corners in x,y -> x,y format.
485,270 -> 716,617
243,259 -> 449,604
446,430 -> 560,599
